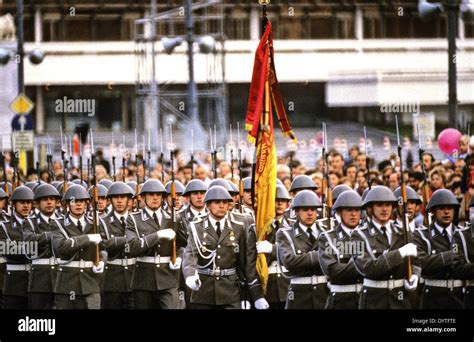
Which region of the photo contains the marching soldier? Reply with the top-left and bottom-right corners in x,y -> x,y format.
125,179 -> 187,309
413,189 -> 465,309
1,186 -> 34,309
22,184 -> 61,309
351,186 -> 420,309
285,175 -> 318,220
319,190 -> 364,309
241,177 -> 255,218
247,184 -> 293,309
178,179 -> 208,224
89,184 -> 109,218
98,181 -> 135,309
0,187 -> 10,221
393,185 -> 424,309
276,190 -> 329,309
330,184 -> 352,225
164,180 -> 185,213
393,186 -> 422,233
50,185 -> 107,309
183,186 -> 248,309
452,219 -> 474,309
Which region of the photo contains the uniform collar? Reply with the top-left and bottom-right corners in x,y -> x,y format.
299,222 -> 318,238
190,206 -> 206,218
69,215 -> 86,229
145,206 -> 162,222
114,211 -> 129,222
40,213 -> 55,223
434,222 -> 453,239
208,215 -> 226,231
340,223 -> 355,237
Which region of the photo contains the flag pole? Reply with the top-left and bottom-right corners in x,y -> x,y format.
250,0 -> 270,213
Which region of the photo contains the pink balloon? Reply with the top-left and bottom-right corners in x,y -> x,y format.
438,128 -> 462,155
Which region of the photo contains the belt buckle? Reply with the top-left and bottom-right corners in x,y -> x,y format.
155,255 -> 160,264
79,260 -> 85,268
311,276 -> 317,285
213,268 -> 221,277
388,279 -> 395,290
447,279 -> 453,290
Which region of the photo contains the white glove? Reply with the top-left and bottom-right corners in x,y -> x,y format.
87,234 -> 102,245
399,243 -> 417,258
404,274 -> 419,291
254,298 -> 269,310
92,261 -> 104,274
256,240 -> 273,254
241,300 -> 251,310
185,275 -> 201,291
169,257 -> 182,270
157,229 -> 176,240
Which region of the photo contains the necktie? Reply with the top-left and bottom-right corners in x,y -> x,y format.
274,220 -> 280,231
77,220 -> 83,232
442,228 -> 450,244
120,217 -> 126,230
307,227 -> 316,244
153,212 -> 160,228
216,221 -> 221,238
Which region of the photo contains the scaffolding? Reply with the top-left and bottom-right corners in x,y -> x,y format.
134,0 -> 227,151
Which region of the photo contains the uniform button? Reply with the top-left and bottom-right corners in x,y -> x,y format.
7,272 -> 10,275
80,269 -> 83,272
217,245 -> 221,248
157,264 -> 160,268
332,293 -> 336,296
216,277 -> 220,280
125,266 -> 128,270
277,274 -> 281,278
389,275 -> 393,279
158,245 -> 161,248
59,268 -> 63,271
217,256 -> 221,259
313,286 -> 317,290
51,266 -> 55,270
105,266 -> 108,270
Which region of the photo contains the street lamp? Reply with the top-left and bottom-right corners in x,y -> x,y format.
418,0 -> 474,129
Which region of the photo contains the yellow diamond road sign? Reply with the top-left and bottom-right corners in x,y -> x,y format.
10,93 -> 34,115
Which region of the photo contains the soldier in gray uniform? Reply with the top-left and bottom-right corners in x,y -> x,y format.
240,177 -> 255,218
413,189 -> 465,309
0,187 -> 10,221
183,186 -> 248,309
452,217 -> 474,309
179,179 -> 208,224
23,184 -> 61,309
0,187 -> 8,306
125,179 -> 187,309
50,185 -> 107,309
89,184 -> 109,218
276,190 -> 329,309
246,184 -> 293,309
319,190 -> 364,309
1,186 -> 34,309
285,175 -> 318,220
351,186 -> 420,309
98,181 -> 135,309
164,180 -> 185,213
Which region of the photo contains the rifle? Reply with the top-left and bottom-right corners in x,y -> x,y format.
122,134 -> 126,182
464,124 -> 471,227
112,132 -> 116,182
364,126 -> 372,190
46,134 -> 53,183
321,122 -> 327,218
160,128 -> 165,183
289,150 -> 294,183
417,123 -> 431,227
396,115 -> 413,280
134,129 -> 141,211
237,122 -> 244,214
90,130 -> 100,266
170,149 -> 177,265
211,126 -> 217,179
147,131 -> 151,180
191,129 -> 195,180
323,122 -> 332,231
61,130 -> 69,212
